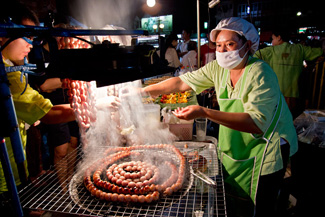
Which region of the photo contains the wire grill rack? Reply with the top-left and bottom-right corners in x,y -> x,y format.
19,139 -> 226,216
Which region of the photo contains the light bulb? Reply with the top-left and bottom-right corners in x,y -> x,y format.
147,0 -> 156,7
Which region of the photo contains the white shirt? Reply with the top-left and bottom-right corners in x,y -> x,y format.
176,40 -> 190,62
181,50 -> 197,70
157,48 -> 181,68
165,47 -> 181,68
177,40 -> 190,53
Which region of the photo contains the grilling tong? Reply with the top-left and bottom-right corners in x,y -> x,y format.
191,170 -> 217,189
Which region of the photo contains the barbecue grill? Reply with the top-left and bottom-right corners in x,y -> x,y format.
19,138 -> 227,216
0,24 -> 227,216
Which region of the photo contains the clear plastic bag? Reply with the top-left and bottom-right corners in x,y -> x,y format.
294,110 -> 325,148
161,106 -> 179,124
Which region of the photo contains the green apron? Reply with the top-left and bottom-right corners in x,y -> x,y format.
218,59 -> 283,217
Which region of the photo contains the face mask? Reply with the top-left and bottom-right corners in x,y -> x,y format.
216,42 -> 248,69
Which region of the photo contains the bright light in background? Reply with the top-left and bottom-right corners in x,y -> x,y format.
147,0 -> 156,7
152,24 -> 158,30
297,11 -> 302,16
204,22 -> 208,29
159,23 -> 164,29
247,6 -> 250,14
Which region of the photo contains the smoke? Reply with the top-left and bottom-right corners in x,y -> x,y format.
77,79 -> 177,171
69,0 -> 143,29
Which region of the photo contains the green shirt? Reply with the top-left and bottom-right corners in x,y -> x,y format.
0,60 -> 53,192
180,57 -> 298,174
254,42 -> 323,97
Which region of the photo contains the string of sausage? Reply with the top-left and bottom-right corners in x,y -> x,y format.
60,36 -> 94,145
83,144 -> 186,203
58,36 -> 90,49
62,79 -> 97,146
84,150 -> 160,203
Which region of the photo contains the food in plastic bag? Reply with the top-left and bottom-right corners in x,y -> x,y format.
161,107 -> 179,124
294,111 -> 325,147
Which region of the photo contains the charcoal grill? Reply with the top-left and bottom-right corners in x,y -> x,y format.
19,137 -> 227,216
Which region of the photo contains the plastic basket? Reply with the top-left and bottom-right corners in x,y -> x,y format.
168,120 -> 194,141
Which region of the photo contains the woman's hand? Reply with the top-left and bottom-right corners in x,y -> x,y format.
172,105 -> 205,120
96,96 -> 121,111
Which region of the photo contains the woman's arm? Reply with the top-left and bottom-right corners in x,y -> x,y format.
143,77 -> 192,98
205,109 -> 262,134
173,105 -> 263,134
40,104 -> 75,124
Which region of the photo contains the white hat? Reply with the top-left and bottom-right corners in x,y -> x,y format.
210,17 -> 260,54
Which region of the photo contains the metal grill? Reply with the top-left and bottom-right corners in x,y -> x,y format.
19,139 -> 227,216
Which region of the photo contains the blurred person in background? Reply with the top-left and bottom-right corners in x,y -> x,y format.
158,33 -> 181,69
254,27 -> 323,118
176,27 -> 192,61
180,40 -> 197,72
200,32 -> 216,67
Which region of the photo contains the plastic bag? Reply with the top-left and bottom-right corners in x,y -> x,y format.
161,106 -> 179,124
294,110 -> 325,148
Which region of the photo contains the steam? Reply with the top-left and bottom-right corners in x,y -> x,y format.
69,0 -> 143,29
78,79 -> 177,171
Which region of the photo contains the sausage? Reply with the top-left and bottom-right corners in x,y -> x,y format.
105,192 -> 112,201
124,172 -> 131,179
116,179 -> 122,186
84,144 -> 186,203
164,187 -> 173,196
138,195 -> 145,203
122,180 -> 129,187
145,194 -> 153,203
131,195 -> 138,203
127,181 -> 136,188
111,193 -> 118,202
117,194 -> 125,203
125,194 -> 132,203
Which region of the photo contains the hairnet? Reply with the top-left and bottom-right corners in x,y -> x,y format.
210,17 -> 260,54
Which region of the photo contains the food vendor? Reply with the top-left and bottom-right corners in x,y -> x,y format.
136,17 -> 298,217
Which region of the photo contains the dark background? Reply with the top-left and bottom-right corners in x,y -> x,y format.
6,0 -> 325,41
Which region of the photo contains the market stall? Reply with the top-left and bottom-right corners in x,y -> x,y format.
0,24 -> 226,217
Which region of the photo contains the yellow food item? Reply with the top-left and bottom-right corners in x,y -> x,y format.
160,91 -> 191,104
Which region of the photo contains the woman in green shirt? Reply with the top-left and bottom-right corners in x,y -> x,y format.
139,17 -> 298,217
